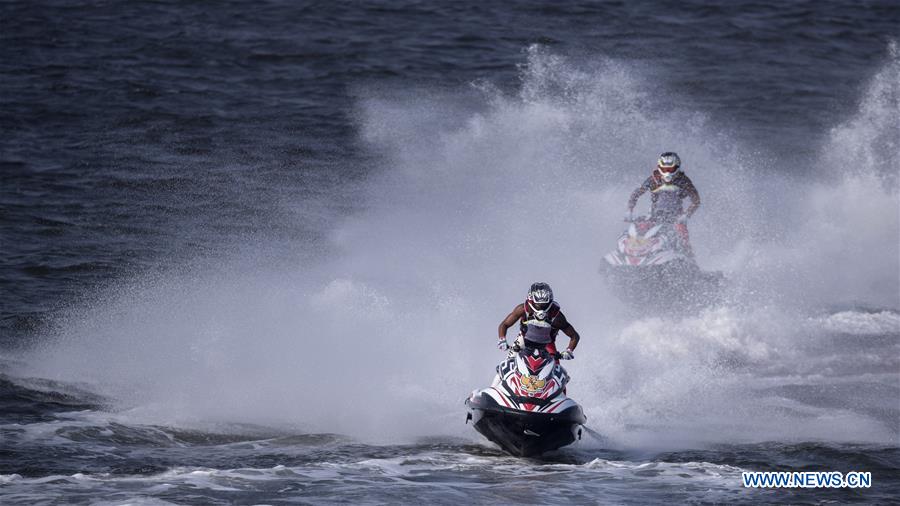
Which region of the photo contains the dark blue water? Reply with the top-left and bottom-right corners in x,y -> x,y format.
2,1 -> 899,504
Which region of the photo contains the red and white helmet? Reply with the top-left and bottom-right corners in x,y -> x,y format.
656,152 -> 681,182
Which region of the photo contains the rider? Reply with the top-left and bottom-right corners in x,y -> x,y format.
627,152 -> 700,257
497,282 -> 580,360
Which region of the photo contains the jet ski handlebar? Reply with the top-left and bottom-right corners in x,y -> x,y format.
511,343 -> 561,360
624,213 -> 653,223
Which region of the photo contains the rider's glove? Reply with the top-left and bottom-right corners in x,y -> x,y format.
560,350 -> 575,360
676,213 -> 688,223
624,210 -> 633,222
497,339 -> 509,351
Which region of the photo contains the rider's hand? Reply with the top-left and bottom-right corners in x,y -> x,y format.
624,210 -> 634,222
676,213 -> 688,223
560,350 -> 575,360
497,339 -> 509,351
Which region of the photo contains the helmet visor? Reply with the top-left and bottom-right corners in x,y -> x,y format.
529,300 -> 551,312
658,164 -> 679,174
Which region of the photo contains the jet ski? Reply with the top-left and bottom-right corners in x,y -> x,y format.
602,215 -> 723,307
465,344 -> 585,457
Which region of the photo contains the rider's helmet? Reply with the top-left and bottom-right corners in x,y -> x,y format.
526,282 -> 554,317
656,152 -> 681,182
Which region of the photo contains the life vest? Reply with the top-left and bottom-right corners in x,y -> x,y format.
519,301 -> 562,344
645,172 -> 680,216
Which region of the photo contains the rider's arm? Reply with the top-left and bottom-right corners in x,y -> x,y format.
682,174 -> 700,218
627,177 -> 652,211
498,304 -> 525,340
554,312 -> 580,351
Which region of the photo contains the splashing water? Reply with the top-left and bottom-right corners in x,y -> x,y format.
12,46 -> 899,449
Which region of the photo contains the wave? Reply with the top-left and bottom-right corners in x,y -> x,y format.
814,310 -> 900,336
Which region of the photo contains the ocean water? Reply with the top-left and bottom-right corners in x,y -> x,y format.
2,0 -> 899,504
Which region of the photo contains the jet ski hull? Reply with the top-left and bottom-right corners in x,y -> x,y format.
466,391 -> 585,457
603,260 -> 724,307
601,216 -> 725,308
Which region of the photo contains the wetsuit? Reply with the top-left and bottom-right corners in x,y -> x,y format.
628,171 -> 700,254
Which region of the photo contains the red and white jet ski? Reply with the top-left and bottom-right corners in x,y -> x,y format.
602,215 -> 723,306
465,344 -> 585,457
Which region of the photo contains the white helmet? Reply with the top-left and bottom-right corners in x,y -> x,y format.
656,152 -> 681,182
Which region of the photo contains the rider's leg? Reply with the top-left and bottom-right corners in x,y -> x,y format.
545,341 -> 558,356
675,222 -> 694,258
